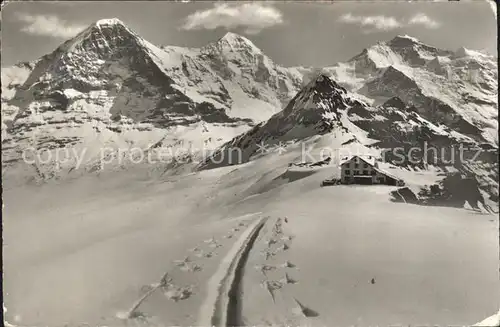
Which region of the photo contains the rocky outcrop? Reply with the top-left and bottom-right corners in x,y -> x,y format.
391,172 -> 497,212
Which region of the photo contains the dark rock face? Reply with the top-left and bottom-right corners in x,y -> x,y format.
419,173 -> 490,209
194,102 -> 243,124
391,172 -> 496,211
387,36 -> 454,67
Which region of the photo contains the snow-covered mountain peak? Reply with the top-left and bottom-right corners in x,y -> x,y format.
55,17 -> 145,57
13,16 -> 169,99
282,74 -> 351,124
454,46 -> 492,59
203,31 -> 263,57
387,34 -> 422,47
455,46 -> 473,57
301,74 -> 347,97
347,35 -> 455,72
219,31 -> 253,43
347,44 -> 401,72
94,18 -> 126,27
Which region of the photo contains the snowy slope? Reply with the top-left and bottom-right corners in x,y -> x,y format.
3,150 -> 498,327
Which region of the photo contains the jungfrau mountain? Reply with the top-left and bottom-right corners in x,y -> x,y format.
1,18 -> 498,203
326,34 -> 498,144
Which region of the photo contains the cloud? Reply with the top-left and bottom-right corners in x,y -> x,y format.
339,13 -> 402,31
14,13 -> 87,39
181,3 -> 283,34
408,13 -> 440,29
339,12 -> 441,32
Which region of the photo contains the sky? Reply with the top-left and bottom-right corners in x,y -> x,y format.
1,1 -> 497,68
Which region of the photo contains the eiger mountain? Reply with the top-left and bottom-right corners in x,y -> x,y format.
1,19 -> 497,192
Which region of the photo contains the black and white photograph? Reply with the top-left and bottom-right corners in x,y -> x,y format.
1,1 -> 499,326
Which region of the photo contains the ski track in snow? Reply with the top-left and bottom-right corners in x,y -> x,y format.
236,215 -> 321,326
114,213 -> 262,324
197,214 -> 268,327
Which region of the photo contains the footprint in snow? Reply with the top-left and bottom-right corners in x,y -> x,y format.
272,225 -> 283,236
263,280 -> 285,294
178,262 -> 202,272
189,247 -> 200,253
160,272 -> 172,286
280,235 -> 294,242
162,285 -> 194,302
262,250 -> 276,261
173,256 -> 191,266
140,284 -> 157,294
292,298 -> 319,318
196,250 -> 216,258
209,242 -> 222,249
204,237 -> 216,244
263,242 -> 289,258
280,261 -> 296,268
267,238 -> 277,247
279,243 -> 290,251
255,264 -> 276,276
194,250 -> 216,258
280,272 -> 298,285
121,310 -> 147,320
261,280 -> 283,303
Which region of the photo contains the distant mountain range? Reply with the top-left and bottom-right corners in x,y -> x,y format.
1,18 -> 497,198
